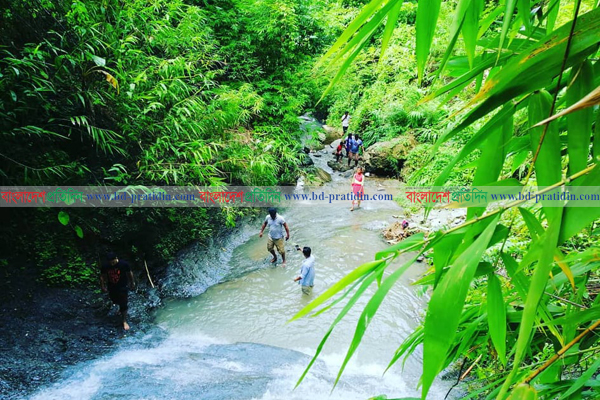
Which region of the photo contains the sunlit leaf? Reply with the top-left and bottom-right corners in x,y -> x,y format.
422,215 -> 501,398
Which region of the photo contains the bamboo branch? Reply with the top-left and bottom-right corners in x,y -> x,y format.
544,291 -> 587,309
428,163 -> 598,242
144,260 -> 155,288
523,319 -> 600,383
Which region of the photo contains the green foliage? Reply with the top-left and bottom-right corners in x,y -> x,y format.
299,0 -> 600,399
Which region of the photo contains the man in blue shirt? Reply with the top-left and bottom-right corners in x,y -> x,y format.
348,135 -> 364,167
293,246 -> 315,295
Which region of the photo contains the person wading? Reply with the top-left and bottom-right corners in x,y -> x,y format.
350,166 -> 365,211
259,207 -> 290,267
100,252 -> 135,330
293,246 -> 315,295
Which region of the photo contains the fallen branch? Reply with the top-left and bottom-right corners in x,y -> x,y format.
144,259 -> 155,288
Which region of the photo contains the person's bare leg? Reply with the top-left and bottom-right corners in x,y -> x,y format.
269,249 -> 277,263
281,253 -> 286,267
122,308 -> 130,330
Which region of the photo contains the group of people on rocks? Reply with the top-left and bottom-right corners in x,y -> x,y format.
335,111 -> 364,168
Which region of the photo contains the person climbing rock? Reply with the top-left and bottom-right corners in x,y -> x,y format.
100,252 -> 135,330
259,207 -> 290,267
293,246 -> 315,295
348,135 -> 364,167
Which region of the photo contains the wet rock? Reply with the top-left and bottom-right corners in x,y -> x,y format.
322,125 -> 342,144
382,221 -> 421,244
305,167 -> 332,186
299,153 -> 314,167
327,160 -> 354,173
363,135 -> 417,176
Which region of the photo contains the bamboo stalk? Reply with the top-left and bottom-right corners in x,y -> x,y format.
523,319 -> 600,383
144,259 -> 155,288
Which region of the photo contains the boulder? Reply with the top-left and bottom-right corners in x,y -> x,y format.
322,125 -> 343,144
363,135 -> 417,176
327,160 -> 354,173
305,167 -> 332,186
299,153 -> 314,167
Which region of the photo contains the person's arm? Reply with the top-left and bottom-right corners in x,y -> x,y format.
283,222 -> 290,241
100,272 -> 108,292
259,221 -> 267,238
294,264 -> 307,282
128,270 -> 136,290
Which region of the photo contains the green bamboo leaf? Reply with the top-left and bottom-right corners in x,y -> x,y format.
375,233 -> 425,260
422,215 -> 501,398
433,233 -> 463,288
288,259 -> 385,322
58,211 -> 69,226
431,103 -> 516,191
594,106 -> 600,161
488,273 -> 507,365
546,0 -> 560,34
380,0 -> 404,60
327,0 -> 400,69
294,260 -> 387,388
558,164 -> 600,243
508,383 -> 538,400
333,254 -> 422,389
545,305 -> 600,326
416,0 -> 443,83
421,52 -> 511,105
498,213 -> 562,399
449,7 -> 600,136
517,0 -> 531,33
498,0 -> 518,57
478,7 -> 504,39
463,0 -> 483,67
468,112 -> 513,219
318,1 -> 400,103
528,90 -> 561,221
317,0 -> 386,65
386,325 -> 424,372
434,0 -> 472,79
566,61 -> 594,175
558,354 -> 600,399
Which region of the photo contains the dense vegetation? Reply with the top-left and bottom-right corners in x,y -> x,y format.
294,0 -> 600,399
3,0 -> 600,399
0,0 -> 335,281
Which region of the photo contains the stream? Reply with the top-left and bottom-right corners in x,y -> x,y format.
28,117 -> 455,400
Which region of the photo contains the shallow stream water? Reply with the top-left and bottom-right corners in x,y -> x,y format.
29,118 -> 454,400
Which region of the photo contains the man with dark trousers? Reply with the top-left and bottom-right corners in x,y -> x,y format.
100,252 -> 135,330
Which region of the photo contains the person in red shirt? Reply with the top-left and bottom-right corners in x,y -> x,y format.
335,140 -> 345,162
100,252 -> 135,330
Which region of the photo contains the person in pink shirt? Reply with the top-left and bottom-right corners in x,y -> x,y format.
350,166 -> 365,211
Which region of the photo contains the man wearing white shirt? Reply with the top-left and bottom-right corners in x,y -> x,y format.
341,111 -> 350,134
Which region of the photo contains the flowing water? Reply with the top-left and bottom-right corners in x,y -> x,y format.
29,118 -> 454,400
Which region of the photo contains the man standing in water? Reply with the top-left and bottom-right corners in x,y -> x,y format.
259,207 -> 290,267
294,246 -> 315,295
100,252 -> 135,330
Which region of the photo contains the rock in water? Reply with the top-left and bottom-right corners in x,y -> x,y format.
363,135 -> 417,176
327,160 -> 354,172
